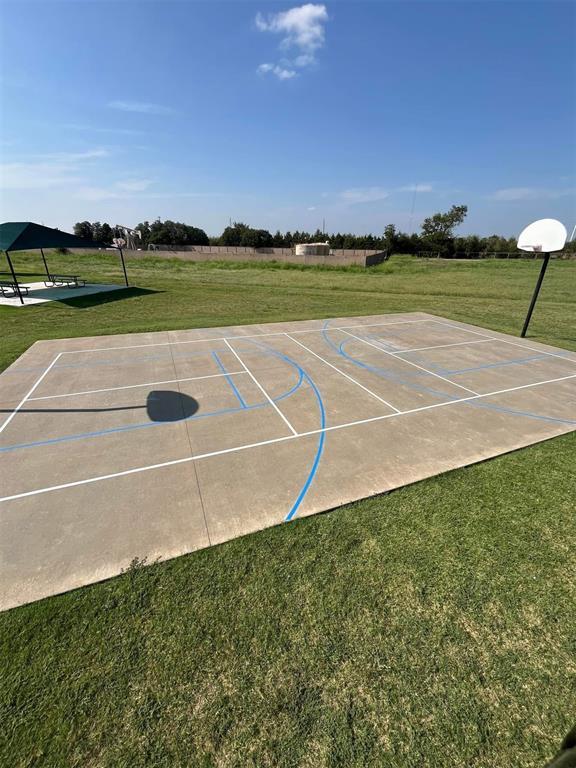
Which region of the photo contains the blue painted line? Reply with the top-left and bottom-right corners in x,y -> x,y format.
0,356 -> 305,454
468,399 -> 576,425
435,354 -> 550,376
245,339 -> 325,522
212,351 -> 247,408
322,322 -> 576,428
329,329 -> 458,400
285,375 -> 325,521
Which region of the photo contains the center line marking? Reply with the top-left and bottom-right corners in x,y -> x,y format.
224,339 -> 298,436
341,330 -> 481,396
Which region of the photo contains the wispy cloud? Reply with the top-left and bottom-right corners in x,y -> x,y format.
490,186 -> 574,201
76,179 -> 154,201
401,183 -> 434,193
1,162 -> 81,189
62,123 -> 145,136
108,100 -> 174,115
115,179 -> 154,193
0,149 -> 110,190
340,187 -> 389,204
257,63 -> 297,80
43,149 -> 110,162
1,148 -> 155,200
256,3 -> 328,80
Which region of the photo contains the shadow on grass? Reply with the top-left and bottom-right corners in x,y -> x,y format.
54,286 -> 162,309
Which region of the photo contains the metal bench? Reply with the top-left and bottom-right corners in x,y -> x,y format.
45,274 -> 86,288
0,281 -> 30,297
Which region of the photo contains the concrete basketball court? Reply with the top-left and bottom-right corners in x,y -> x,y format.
1,312 -> 575,611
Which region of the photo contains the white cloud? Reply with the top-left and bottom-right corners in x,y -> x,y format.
340,187 -> 389,204
258,63 -> 297,80
115,179 -> 153,192
256,4 -> 328,80
401,183 -> 434,193
307,206 -> 316,210
0,147 -> 157,202
107,100 -> 174,115
62,123 -> 145,136
0,149 -> 110,190
75,186 -> 120,201
490,187 -> 574,201
43,149 -> 110,162
1,162 -> 81,189
77,180 -> 154,201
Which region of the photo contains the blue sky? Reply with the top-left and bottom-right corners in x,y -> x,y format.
1,0 -> 575,236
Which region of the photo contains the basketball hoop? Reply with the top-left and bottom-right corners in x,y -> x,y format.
517,219 -> 567,337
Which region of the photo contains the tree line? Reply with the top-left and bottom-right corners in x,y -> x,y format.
74,206 -> 575,256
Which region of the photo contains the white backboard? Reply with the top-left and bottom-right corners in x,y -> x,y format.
517,219 -> 567,253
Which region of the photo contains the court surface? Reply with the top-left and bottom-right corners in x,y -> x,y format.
1,312 -> 575,610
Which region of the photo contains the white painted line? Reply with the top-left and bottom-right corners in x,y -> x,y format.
2,372 -> 575,504
0,354 -> 62,434
433,320 -> 576,365
301,372 -> 576,436
224,339 -> 298,436
27,370 -> 247,402
285,333 -> 401,414
490,338 -> 576,365
341,330 -> 481,396
0,434 -> 299,503
428,319 -> 495,339
326,318 -> 432,331
57,319 -> 433,355
392,339 -> 495,355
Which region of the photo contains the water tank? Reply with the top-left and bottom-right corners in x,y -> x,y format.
295,242 -> 330,256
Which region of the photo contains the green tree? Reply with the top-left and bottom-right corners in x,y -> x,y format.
421,205 -> 468,240
99,223 -> 113,244
73,221 -> 93,240
383,224 -> 397,254
135,221 -> 152,247
243,229 -> 273,248
91,222 -> 103,242
147,219 -> 209,247
221,222 -> 250,247
420,205 -> 468,255
220,223 -> 273,248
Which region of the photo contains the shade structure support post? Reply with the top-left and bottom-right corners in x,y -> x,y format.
5,250 -> 24,305
521,253 -> 550,338
118,247 -> 129,287
40,248 -> 51,280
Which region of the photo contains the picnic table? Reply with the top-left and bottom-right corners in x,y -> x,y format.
0,281 -> 30,297
44,274 -> 86,288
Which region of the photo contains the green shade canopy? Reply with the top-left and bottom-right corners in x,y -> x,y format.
1,222 -> 129,305
0,222 -> 108,252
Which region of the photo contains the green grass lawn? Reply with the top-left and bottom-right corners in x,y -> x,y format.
1,253 -> 575,767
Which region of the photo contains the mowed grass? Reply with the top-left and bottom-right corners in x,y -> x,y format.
0,253 -> 575,767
